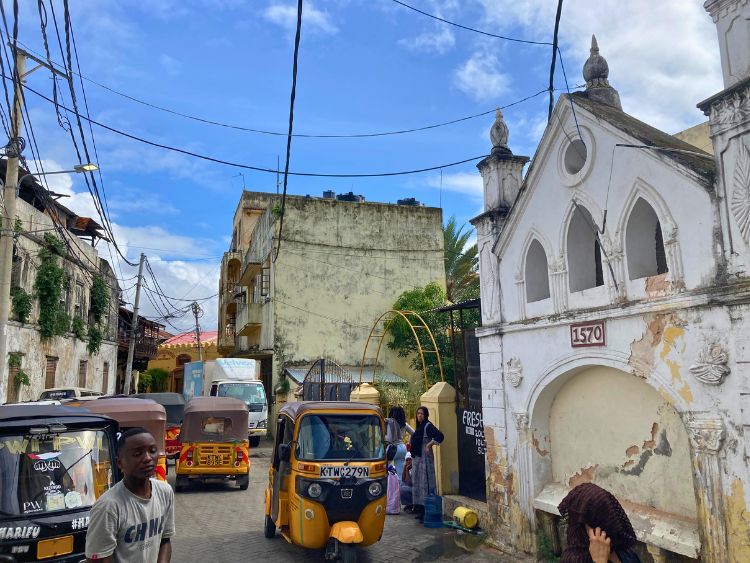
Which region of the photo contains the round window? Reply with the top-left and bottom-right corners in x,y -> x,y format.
564,139 -> 587,175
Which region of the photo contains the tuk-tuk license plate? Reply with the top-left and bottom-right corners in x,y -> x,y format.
37,535 -> 74,559
206,454 -> 223,466
320,466 -> 369,479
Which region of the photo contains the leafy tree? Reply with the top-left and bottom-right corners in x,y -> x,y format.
145,368 -> 170,392
444,216 -> 478,303
387,282 -> 453,386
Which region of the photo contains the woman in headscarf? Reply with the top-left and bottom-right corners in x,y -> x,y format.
384,406 -> 414,482
408,406 -> 444,522
558,483 -> 641,563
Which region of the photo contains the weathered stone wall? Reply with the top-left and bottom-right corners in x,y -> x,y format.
2,197 -> 120,402
270,196 -> 445,384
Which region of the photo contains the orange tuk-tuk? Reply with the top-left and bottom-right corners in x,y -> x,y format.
176,397 -> 250,491
80,398 -> 169,481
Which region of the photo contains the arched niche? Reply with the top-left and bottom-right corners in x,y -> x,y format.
626,198 -> 668,280
525,239 -> 551,302
566,205 -> 604,292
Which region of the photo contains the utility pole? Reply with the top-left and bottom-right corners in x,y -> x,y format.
123,253 -> 145,395
0,49 -> 25,402
192,301 -> 203,362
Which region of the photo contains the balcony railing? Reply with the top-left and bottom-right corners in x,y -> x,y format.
240,208 -> 274,285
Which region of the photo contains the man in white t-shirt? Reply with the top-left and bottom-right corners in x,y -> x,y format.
86,427 -> 175,562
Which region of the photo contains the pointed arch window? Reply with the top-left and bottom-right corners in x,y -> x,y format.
626,198 -> 668,280
567,206 -> 604,292
525,240 -> 551,302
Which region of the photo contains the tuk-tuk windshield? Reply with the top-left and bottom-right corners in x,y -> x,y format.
217,383 -> 266,406
0,430 -> 113,518
296,414 -> 384,461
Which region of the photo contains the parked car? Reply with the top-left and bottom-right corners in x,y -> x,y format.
38,387 -> 103,401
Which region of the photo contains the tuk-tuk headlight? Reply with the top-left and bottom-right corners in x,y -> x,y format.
368,481 -> 383,498
308,482 -> 323,498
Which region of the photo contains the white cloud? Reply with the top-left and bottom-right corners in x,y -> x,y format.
159,54 -> 182,77
454,51 -> 510,102
263,2 -> 338,34
426,171 -> 483,199
399,26 -> 455,54
473,0 -> 721,132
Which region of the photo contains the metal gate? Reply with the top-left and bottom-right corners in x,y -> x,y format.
456,328 -> 486,501
439,299 -> 486,502
302,358 -> 356,401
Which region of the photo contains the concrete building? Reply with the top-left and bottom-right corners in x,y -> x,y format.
147,330 -> 219,394
2,166 -> 120,403
471,5 -> 750,562
217,190 -> 445,402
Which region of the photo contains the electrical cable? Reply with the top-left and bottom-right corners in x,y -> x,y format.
548,0 -> 564,122
273,0 -> 303,263
15,79 -> 491,178
4,35 -> 550,139
390,0 -> 552,46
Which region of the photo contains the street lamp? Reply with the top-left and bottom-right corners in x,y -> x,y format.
17,163 -> 99,195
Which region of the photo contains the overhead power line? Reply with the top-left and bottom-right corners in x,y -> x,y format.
14,78 -> 490,178
5,35 -> 549,138
274,0 -> 304,263
391,0 -> 552,46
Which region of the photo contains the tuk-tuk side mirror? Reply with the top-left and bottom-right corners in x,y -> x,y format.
278,442 -> 291,463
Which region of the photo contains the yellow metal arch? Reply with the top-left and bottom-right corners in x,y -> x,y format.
358,310 -> 444,389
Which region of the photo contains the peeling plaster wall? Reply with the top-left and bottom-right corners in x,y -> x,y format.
271,197 -> 444,384
6,321 -> 117,400
549,366 -> 696,518
2,198 -> 119,402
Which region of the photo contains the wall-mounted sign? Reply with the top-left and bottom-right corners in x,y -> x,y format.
570,320 -> 606,347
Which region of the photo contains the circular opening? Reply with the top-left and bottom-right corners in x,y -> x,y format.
564,139 -> 587,175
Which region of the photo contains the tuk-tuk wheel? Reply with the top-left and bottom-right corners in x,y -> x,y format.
264,515 -> 276,538
340,543 -> 357,563
237,475 -> 249,490
249,436 -> 261,447
175,476 -> 189,492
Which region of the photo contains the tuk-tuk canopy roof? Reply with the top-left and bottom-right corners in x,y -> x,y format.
181,397 -> 248,442
80,398 -> 166,452
0,404 -> 114,430
279,401 -> 382,421
133,392 -> 186,406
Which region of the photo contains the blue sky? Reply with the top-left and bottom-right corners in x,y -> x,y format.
12,0 -> 721,332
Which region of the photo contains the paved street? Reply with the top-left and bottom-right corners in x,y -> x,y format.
167,441 -> 513,562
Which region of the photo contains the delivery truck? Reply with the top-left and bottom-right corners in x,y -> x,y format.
202,358 -> 267,446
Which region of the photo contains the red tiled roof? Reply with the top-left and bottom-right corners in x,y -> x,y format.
161,331 -> 218,347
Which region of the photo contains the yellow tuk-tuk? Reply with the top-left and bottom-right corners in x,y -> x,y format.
80,398 -> 169,482
176,397 -> 250,491
264,402 -> 386,563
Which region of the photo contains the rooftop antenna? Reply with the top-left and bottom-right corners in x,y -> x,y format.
239,172 -> 246,189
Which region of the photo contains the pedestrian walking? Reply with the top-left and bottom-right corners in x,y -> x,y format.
558,483 -> 641,563
408,406 -> 444,522
384,406 -> 414,481
86,427 -> 175,563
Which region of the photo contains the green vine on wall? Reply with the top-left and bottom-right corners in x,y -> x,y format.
34,234 -> 68,338
86,274 -> 108,355
11,287 -> 31,323
72,315 -> 87,340
8,353 -> 30,387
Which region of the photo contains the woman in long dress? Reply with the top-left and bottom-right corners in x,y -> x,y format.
409,406 -> 444,522
384,406 -> 414,481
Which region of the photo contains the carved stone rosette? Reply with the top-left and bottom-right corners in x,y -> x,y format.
506,357 -> 523,388
730,142 -> 750,243
689,343 -> 730,385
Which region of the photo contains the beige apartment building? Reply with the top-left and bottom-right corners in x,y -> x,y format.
217,190 -> 445,401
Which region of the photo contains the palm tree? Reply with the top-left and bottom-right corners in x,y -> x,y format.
443,216 -> 478,303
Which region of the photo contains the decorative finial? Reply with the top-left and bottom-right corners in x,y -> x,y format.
490,107 -> 510,155
582,34 -> 622,110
